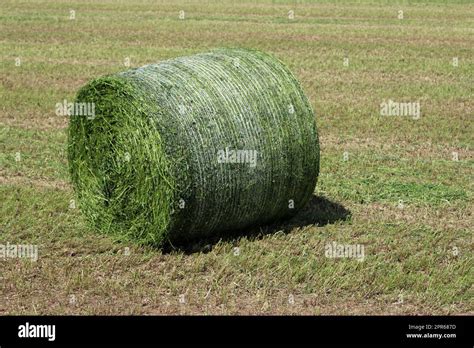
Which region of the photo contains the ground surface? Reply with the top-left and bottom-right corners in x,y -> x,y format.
0,0 -> 472,314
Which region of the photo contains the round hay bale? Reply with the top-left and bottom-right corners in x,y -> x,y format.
68,48 -> 319,246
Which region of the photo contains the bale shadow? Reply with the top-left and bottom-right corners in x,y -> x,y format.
163,195 -> 351,254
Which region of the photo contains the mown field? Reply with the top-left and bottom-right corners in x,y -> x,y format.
0,0 -> 472,314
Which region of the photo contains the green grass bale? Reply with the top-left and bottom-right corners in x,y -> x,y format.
68,48 -> 320,246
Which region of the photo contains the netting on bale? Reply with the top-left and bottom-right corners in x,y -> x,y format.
68,48 -> 320,246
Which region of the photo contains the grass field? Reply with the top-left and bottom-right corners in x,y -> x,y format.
1,0 -> 472,315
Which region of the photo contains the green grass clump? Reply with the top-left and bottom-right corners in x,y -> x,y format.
68,77 -> 175,245
68,48 -> 319,246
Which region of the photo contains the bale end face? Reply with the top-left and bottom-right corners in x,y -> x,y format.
68,77 -> 176,245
